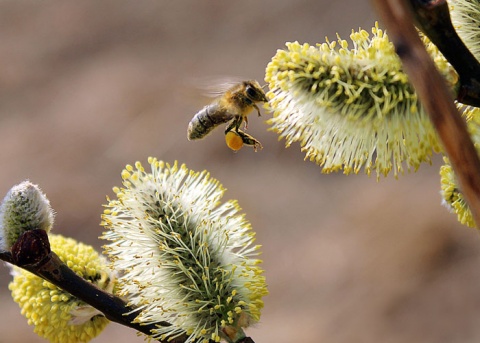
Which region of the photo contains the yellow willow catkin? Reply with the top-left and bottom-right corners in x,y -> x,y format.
265,23 -> 458,179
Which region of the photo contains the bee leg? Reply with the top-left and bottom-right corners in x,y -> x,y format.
236,130 -> 263,152
253,104 -> 262,117
243,116 -> 249,130
225,116 -> 243,134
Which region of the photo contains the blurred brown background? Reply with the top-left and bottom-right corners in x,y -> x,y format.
1,1 -> 480,342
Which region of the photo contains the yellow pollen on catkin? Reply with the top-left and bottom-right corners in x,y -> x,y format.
265,22 -> 457,179
9,234 -> 111,343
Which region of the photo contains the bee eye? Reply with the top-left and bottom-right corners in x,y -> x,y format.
245,86 -> 258,99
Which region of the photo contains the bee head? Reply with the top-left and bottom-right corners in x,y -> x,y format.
244,81 -> 268,103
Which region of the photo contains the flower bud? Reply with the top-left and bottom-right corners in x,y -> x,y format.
0,181 -> 54,250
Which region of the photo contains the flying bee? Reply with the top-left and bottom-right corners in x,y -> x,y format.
187,80 -> 268,151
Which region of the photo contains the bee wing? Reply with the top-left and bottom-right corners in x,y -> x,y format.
189,76 -> 246,98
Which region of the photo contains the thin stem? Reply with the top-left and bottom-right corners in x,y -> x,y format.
371,0 -> 480,227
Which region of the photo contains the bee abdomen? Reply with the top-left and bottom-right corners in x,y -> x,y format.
187,103 -> 233,140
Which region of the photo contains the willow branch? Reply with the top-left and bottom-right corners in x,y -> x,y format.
1,229 -> 185,343
371,0 -> 480,227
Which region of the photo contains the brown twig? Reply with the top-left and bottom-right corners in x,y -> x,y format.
371,0 -> 480,227
3,229 -> 185,343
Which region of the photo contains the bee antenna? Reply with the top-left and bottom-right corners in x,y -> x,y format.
261,84 -> 269,90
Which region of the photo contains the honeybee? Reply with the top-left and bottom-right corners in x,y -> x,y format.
187,80 -> 268,151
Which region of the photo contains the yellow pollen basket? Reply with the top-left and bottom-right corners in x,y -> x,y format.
225,131 -> 244,151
